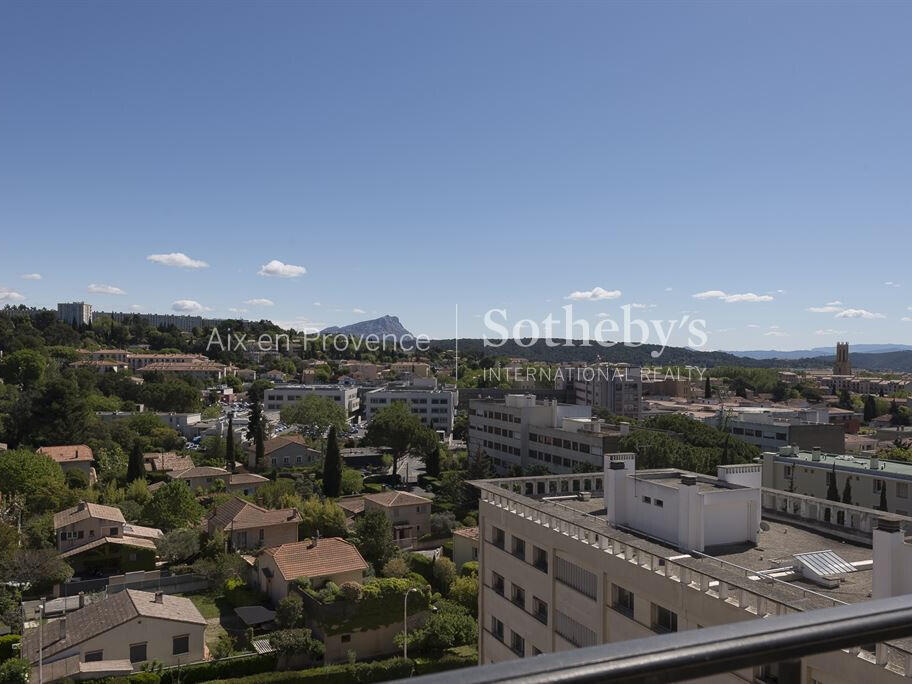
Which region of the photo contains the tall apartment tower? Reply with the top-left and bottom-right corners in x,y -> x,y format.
57,301 -> 93,326
833,341 -> 851,375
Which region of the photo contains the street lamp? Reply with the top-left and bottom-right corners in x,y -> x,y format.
402,587 -> 419,660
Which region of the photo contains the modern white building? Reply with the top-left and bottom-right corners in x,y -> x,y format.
560,364 -> 643,419
57,301 -> 93,325
363,385 -> 457,434
474,457 -> 912,682
263,384 -> 360,420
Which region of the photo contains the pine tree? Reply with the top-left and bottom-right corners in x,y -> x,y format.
226,414 -> 235,472
878,484 -> 888,512
841,476 -> 852,505
322,425 -> 342,497
127,439 -> 145,482
247,400 -> 266,470
826,463 -> 840,502
704,377 -> 712,399
863,395 -> 877,422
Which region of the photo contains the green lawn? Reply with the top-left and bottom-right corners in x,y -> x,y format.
184,592 -> 220,619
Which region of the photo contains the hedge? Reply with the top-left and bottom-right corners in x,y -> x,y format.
157,654 -> 278,684
0,634 -> 21,662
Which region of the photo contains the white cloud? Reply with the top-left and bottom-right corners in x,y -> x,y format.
815,329 -> 847,335
902,317 -> 912,323
628,303 -> 656,309
313,302 -> 321,307
21,273 -> 41,280
807,301 -> 845,313
693,290 -> 773,303
172,299 -> 210,313
565,287 -> 622,301
258,260 -> 306,278
764,331 -> 789,337
147,252 -> 209,269
130,304 -> 143,310
244,298 -> 275,307
352,308 -> 366,314
273,317 -> 324,331
885,281 -> 901,287
746,324 -> 760,328
835,308 -> 886,320
664,287 -> 673,292
88,283 -> 126,295
229,307 -> 248,314
0,288 -> 25,302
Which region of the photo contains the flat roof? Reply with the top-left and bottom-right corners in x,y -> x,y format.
770,450 -> 912,477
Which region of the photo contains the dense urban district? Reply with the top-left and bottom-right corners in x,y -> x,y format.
1,303 -> 912,683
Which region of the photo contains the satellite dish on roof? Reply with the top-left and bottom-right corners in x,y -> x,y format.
759,522 -> 771,531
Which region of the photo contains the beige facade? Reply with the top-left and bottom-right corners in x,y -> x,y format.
453,527 -> 480,568
54,502 -> 125,553
474,469 -> 912,683
207,497 -> 300,552
363,490 -> 432,548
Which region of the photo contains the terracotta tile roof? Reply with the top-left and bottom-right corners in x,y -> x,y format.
58,535 -> 158,559
364,490 -> 432,508
122,523 -> 164,540
208,496 -> 300,531
337,496 -> 365,516
259,434 -> 320,456
453,526 -> 480,541
38,444 -> 94,463
260,538 -> 367,581
139,362 -> 226,372
229,472 -> 270,485
21,589 -> 205,663
53,502 -> 125,529
170,466 -> 230,479
143,452 -> 194,472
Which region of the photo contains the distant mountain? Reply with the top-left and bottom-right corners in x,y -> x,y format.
321,315 -> 412,338
428,339 -> 912,372
732,344 -> 912,360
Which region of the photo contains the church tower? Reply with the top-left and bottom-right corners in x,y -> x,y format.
833,341 -> 851,375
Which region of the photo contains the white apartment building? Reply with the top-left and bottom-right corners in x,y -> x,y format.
364,385 -> 457,434
475,458 -> 912,683
57,301 -> 93,325
708,406 -> 846,454
263,384 -> 360,420
468,394 -> 631,473
562,364 -> 643,419
762,446 -> 912,516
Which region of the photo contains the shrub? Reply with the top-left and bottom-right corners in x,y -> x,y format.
276,595 -> 303,629
460,561 -> 478,577
381,557 -> 409,578
448,574 -> 478,617
339,581 -> 363,602
0,635 -> 21,662
432,557 -> 457,595
430,512 -> 456,537
0,658 -> 29,684
269,628 -> 324,660
158,654 -> 278,684
408,553 -> 434,582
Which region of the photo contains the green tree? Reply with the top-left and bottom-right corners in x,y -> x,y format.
155,528 -> 201,563
127,439 -> 145,482
0,349 -> 47,390
0,658 -> 30,684
432,557 -> 457,595
878,484 -> 889,512
141,481 -> 203,531
269,628 -> 324,661
826,464 -> 840,502
864,395 -> 878,422
322,426 -> 343,497
226,414 -> 235,472
353,509 -> 397,571
0,549 -> 73,592
280,395 -> 347,439
838,389 -> 853,410
398,599 -> 477,654
0,449 -> 67,515
413,428 -> 442,478
704,376 -> 712,399
841,476 -> 853,505
276,595 -> 303,629
298,498 -> 348,539
340,468 -> 363,495
364,402 -> 425,483
246,400 -> 267,470
448,574 -> 479,617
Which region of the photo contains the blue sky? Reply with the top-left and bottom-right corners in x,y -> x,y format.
1,1 -> 910,351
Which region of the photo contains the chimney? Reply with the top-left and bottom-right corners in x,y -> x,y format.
873,517 -> 911,600
869,456 -> 880,470
154,591 -> 164,604
811,447 -> 822,462
77,501 -> 87,512
58,617 -> 67,641
619,422 -> 630,435
604,458 -> 630,527
78,592 -> 85,609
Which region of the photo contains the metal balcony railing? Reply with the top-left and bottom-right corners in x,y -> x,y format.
394,593 -> 912,684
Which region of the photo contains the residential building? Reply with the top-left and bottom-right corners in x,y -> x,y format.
143,451 -> 194,474
706,406 -> 846,453
468,394 -> 633,473
127,353 -> 210,372
249,434 -> 322,470
363,490 -> 432,548
253,537 -> 368,604
762,446 -> 912,516
38,444 -> 97,485
263,384 -> 360,420
341,361 -> 380,381
363,386 -> 458,434
138,360 -> 231,381
473,460 -> 912,682
390,361 -> 430,378
565,364 -> 643,419
167,465 -> 230,491
228,471 -> 270,496
206,497 -> 300,551
92,310 -> 223,332
57,301 -> 92,325
453,526 -> 480,568
54,502 -> 160,573
153,412 -> 203,439
21,589 -> 206,682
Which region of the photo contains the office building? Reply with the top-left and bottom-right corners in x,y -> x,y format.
263,384 -> 360,420
363,385 -> 457,434
564,364 -> 643,419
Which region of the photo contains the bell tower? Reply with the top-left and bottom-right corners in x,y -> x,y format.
833,342 -> 851,375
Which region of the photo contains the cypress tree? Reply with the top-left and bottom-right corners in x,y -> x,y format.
841,476 -> 852,505
226,413 -> 235,472
247,400 -> 266,471
704,376 -> 712,399
127,439 -> 145,482
878,484 -> 889,512
322,425 -> 342,497
826,463 -> 840,502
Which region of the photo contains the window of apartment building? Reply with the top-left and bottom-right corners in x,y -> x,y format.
129,643 -> 148,663
510,631 -> 525,657
532,596 -> 548,624
532,546 -> 548,572
642,495 -> 651,504
492,571 -> 505,596
85,650 -> 104,662
611,584 -> 635,618
874,479 -> 885,493
554,609 -> 598,648
491,526 -> 505,549
898,482 -> 909,499
341,634 -> 351,643
172,635 -> 189,655
511,535 -> 526,560
491,616 -> 504,641
654,498 -> 664,508
555,556 -> 598,600
511,583 -> 526,609
784,466 -> 792,477
651,604 -> 678,634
